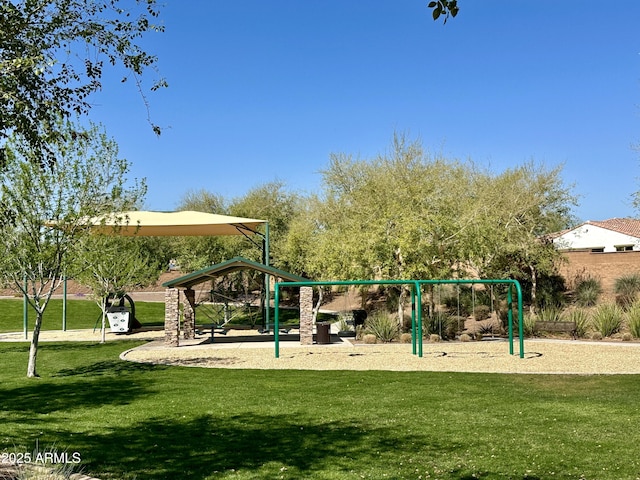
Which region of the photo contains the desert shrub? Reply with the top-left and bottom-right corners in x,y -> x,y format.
522,312 -> 537,337
459,333 -> 472,342
574,277 -> 602,307
423,313 -> 458,339
535,274 -> 568,309
400,332 -> 412,343
362,334 -> 377,344
13,446 -> 80,479
615,273 -> 640,308
364,312 -> 399,343
473,304 -> 491,321
401,314 -> 413,332
561,308 -> 591,338
448,315 -> 466,336
625,301 -> 640,338
538,307 -> 562,323
591,303 -> 623,337
429,334 -> 441,342
476,321 -> 499,337
591,331 -> 603,340
623,332 -> 633,342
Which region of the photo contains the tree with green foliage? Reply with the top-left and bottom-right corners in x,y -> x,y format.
172,182 -> 299,272
311,135 -> 471,282
71,235 -> 160,342
0,0 -> 166,165
279,195 -> 326,279
467,162 -> 577,312
229,180 -> 300,264
284,134 -> 478,322
282,135 -> 576,320
0,120 -> 145,377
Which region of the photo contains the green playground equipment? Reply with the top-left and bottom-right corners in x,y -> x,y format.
273,278 -> 524,359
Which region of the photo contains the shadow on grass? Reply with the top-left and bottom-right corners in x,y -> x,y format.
53,359 -> 167,377
0,343 -> 29,353
76,413 -> 457,479
0,374 -> 157,417
76,414 -> 547,479
32,341 -> 145,353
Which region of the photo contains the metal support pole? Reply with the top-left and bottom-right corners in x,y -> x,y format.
516,282 -> 524,358
62,276 -> 67,331
263,222 -> 270,331
411,288 -> 416,355
274,286 -> 280,358
507,285 -> 513,356
416,285 -> 423,358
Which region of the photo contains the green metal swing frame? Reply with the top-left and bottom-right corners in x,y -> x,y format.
273,278 -> 524,359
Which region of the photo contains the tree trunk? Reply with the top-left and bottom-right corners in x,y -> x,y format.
397,286 -> 409,328
311,287 -> 324,323
101,297 -> 107,343
27,312 -> 44,378
529,264 -> 537,315
101,311 -> 107,343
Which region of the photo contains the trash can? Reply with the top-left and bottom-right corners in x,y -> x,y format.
316,321 -> 331,344
352,309 -> 367,327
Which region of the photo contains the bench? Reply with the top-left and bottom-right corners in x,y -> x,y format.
196,324 -> 228,342
533,321 -> 577,339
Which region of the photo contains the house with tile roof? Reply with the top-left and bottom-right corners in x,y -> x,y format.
552,218 -> 640,297
553,218 -> 640,253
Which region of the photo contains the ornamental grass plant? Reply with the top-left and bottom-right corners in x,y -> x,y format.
522,311 -> 537,337
561,308 -> 591,338
614,273 -> 640,308
363,312 -> 399,343
591,303 -> 623,337
626,301 -> 640,338
537,307 -> 562,323
574,277 -> 602,307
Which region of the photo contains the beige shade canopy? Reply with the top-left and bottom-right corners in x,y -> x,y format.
87,210 -> 266,237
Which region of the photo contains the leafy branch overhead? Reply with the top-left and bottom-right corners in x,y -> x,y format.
0,0 -> 166,162
428,0 -> 459,24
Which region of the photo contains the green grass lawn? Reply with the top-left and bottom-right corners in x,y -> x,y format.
0,299 -> 328,333
2,341 -> 640,479
0,299 -> 167,333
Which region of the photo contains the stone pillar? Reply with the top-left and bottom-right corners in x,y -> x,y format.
299,286 -> 313,345
182,288 -> 196,340
164,287 -> 180,347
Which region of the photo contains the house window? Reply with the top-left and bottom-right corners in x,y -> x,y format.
615,245 -> 634,252
591,247 -> 605,253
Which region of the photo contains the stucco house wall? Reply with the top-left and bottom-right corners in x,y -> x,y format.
553,224 -> 640,252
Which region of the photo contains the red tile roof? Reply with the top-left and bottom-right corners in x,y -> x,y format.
586,218 -> 640,238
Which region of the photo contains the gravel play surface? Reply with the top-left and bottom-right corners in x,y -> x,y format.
119,331 -> 640,375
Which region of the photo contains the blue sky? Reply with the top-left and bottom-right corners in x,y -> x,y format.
89,1 -> 640,222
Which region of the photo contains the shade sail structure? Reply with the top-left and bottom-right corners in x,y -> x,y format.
86,210 -> 266,237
